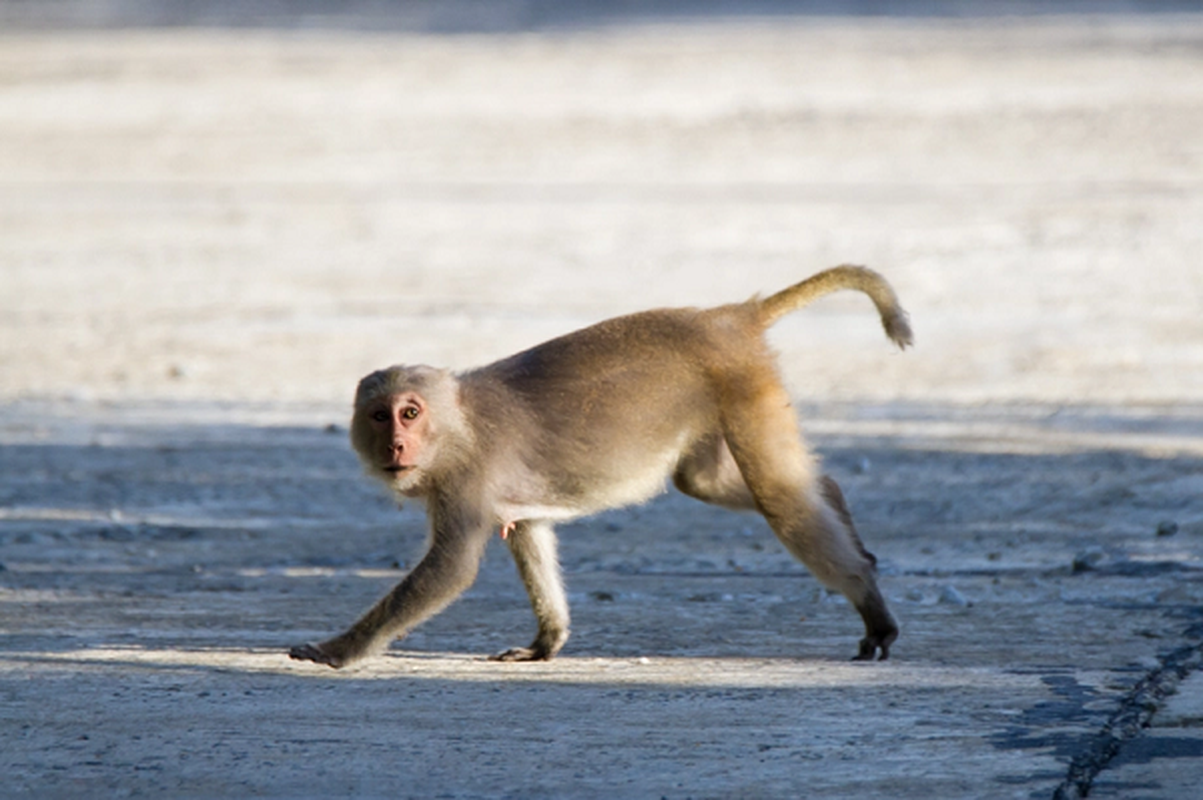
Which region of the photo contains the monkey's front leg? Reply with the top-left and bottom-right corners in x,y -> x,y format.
491,520 -> 571,662
290,523 -> 490,669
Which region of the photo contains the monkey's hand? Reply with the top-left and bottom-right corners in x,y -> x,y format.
289,640 -> 355,669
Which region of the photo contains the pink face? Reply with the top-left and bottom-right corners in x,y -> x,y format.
363,392 -> 429,477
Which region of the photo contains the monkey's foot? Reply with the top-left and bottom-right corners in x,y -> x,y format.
488,635 -> 567,659
852,628 -> 898,662
489,645 -> 556,662
289,642 -> 349,669
489,630 -> 568,662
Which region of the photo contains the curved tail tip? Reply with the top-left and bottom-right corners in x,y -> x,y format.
886,315 -> 914,350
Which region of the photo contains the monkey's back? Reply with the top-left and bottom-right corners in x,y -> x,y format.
477,301 -> 766,417
458,301 -> 771,512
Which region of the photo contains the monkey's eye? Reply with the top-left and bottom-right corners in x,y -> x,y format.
402,406 -> 420,421
371,409 -> 389,423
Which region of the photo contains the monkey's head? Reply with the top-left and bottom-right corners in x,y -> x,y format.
350,365 -> 472,495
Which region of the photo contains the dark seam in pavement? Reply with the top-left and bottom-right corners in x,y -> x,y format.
1052,622 -> 1203,800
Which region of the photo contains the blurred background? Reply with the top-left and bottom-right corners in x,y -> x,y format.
1,1 -> 1201,408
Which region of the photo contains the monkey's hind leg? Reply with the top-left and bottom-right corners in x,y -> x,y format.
717,374 -> 898,661
815,474 -> 897,660
492,519 -> 571,662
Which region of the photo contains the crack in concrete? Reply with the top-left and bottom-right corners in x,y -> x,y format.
1052,624 -> 1203,800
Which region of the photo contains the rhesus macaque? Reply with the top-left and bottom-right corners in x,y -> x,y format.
290,265 -> 911,668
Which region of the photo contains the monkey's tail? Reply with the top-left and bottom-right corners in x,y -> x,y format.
758,265 -> 913,349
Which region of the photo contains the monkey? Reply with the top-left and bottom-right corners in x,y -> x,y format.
289,265 -> 911,669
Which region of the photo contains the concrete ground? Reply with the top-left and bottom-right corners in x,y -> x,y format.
2,3 -> 1202,798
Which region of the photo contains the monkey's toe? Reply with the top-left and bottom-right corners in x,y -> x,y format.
289,642 -> 345,669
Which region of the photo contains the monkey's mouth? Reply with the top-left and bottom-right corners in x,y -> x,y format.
383,465 -> 414,474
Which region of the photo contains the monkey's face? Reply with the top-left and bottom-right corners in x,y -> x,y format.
350,365 -> 471,496
351,390 -> 435,492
